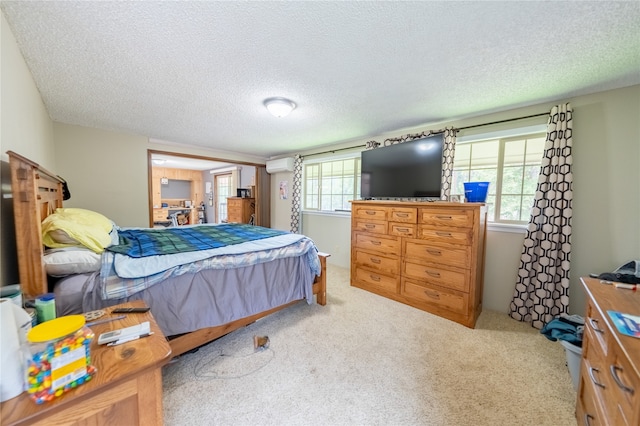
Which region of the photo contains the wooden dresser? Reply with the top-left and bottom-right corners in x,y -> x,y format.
227,197 -> 255,223
576,277 -> 640,425
350,200 -> 487,328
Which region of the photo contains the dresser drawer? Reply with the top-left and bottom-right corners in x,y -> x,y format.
609,344 -> 639,426
354,250 -> 399,275
582,340 -> 614,421
404,240 -> 471,269
153,210 -> 168,221
353,219 -> 388,235
353,205 -> 389,221
354,267 -> 399,293
418,226 -> 472,245
585,301 -> 609,358
401,278 -> 468,315
577,363 -> 607,426
354,233 -> 400,254
402,261 -> 469,292
389,207 -> 417,223
419,208 -> 474,228
389,222 -> 416,238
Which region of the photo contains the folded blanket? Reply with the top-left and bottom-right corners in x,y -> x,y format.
108,223 -> 287,258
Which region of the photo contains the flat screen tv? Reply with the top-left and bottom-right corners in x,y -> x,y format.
360,134 -> 444,199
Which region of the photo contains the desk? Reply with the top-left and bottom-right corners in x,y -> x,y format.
0,300 -> 172,425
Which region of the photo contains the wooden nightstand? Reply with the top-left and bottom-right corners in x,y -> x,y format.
0,300 -> 172,425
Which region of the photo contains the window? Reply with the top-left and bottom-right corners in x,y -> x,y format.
451,132 -> 546,223
304,157 -> 360,212
214,173 -> 233,223
300,127 -> 545,221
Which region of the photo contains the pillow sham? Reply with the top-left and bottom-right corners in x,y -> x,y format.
43,247 -> 102,277
42,208 -> 114,253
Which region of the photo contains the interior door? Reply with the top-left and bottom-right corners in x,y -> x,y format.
215,173 -> 233,223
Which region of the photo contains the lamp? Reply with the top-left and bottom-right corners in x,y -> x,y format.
264,97 -> 296,118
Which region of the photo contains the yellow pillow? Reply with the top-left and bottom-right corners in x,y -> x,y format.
42,208 -> 113,253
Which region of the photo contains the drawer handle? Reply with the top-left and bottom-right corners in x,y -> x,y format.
436,215 -> 452,220
424,289 -> 440,300
365,210 -> 376,215
396,213 -> 409,217
610,365 -> 635,395
583,413 -> 594,426
397,227 -> 410,233
369,274 -> 381,282
370,257 -> 381,264
426,249 -> 442,256
365,224 -> 375,229
426,270 -> 441,278
436,232 -> 452,237
371,241 -> 381,246
588,318 -> 604,334
588,367 -> 605,388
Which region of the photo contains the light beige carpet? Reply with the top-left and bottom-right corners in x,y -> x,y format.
162,265 -> 576,425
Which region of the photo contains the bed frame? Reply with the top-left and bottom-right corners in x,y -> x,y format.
8,151 -> 328,357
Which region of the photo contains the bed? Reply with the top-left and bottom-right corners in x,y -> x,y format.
8,150 -> 328,357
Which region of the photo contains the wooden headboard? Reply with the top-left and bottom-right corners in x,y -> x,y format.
7,151 -> 65,299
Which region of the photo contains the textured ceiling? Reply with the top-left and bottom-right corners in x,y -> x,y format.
2,1 -> 639,159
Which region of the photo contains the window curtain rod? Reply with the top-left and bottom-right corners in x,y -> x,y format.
301,111 -> 549,158
301,144 -> 366,158
457,112 -> 549,132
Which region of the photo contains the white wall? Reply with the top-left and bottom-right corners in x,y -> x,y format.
1,14 -> 57,286
269,170 -> 295,232
1,14 -> 55,166
53,123 -> 150,227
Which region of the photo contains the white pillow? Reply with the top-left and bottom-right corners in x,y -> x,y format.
44,248 -> 101,277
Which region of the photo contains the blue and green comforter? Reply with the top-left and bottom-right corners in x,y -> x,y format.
99,224 -> 320,300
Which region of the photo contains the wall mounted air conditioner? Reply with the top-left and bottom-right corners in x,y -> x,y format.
266,157 -> 294,174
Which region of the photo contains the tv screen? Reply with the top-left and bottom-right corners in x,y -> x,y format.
360,134 -> 444,199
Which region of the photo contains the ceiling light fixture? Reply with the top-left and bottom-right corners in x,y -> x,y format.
264,97 -> 296,118
152,159 -> 166,165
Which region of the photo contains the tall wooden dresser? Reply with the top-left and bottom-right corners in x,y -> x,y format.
350,200 -> 487,328
227,197 -> 255,224
577,277 -> 639,425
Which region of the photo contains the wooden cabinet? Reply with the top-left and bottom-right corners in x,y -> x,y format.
227,197 -> 255,224
350,200 -> 487,328
576,277 -> 640,425
151,167 -> 204,225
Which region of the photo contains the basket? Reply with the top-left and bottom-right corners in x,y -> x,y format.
463,182 -> 490,203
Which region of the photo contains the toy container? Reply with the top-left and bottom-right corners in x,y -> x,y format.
35,293 -> 56,323
25,315 -> 96,404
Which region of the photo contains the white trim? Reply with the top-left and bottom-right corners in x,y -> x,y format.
209,166 -> 241,174
456,124 -> 547,144
302,209 -> 351,218
487,222 -> 527,234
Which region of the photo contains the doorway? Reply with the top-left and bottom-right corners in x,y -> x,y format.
147,150 -> 270,227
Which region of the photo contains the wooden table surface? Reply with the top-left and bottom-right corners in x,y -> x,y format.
0,300 -> 172,425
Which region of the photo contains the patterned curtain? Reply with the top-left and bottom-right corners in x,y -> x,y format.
441,128 -> 457,200
290,155 -> 303,233
509,103 -> 573,329
365,128 -> 457,199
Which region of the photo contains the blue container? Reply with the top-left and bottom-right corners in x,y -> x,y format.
463,182 -> 489,202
